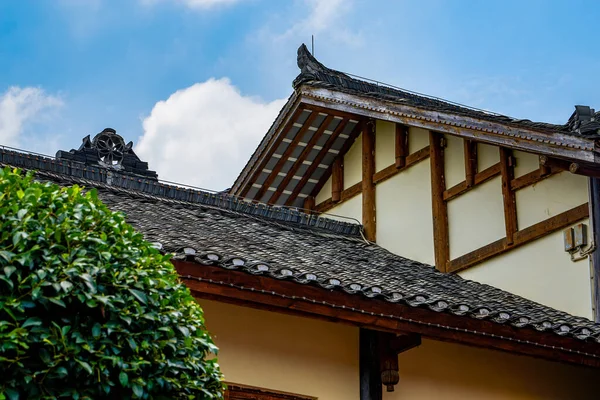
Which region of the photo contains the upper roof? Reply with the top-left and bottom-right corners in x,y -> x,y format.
230,44 -> 600,204
3,136 -> 600,352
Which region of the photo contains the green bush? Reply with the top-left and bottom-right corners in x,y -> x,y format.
0,168 -> 224,399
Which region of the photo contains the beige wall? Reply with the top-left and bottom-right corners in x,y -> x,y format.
200,300 -> 359,400
200,300 -> 598,399
389,339 -> 598,400
315,118 -> 594,319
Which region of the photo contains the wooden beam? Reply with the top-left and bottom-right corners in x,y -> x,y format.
395,124 -> 408,169
268,115 -> 335,205
285,118 -> 351,206
255,112 -> 319,203
315,182 -> 362,213
390,333 -> 421,354
539,155 -> 551,177
239,107 -> 304,198
590,178 -> 600,323
301,87 -> 595,164
500,147 -> 518,244
430,131 -> 449,272
539,155 -> 570,171
175,261 -> 600,368
373,146 -> 430,185
332,156 -> 343,203
510,165 -> 561,191
360,329 -> 382,400
448,203 -> 589,273
570,162 -> 600,179
464,140 -> 477,187
303,196 -> 315,212
444,163 -> 501,201
363,120 -> 376,242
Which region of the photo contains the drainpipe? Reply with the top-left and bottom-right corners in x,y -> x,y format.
590,177 -> 600,322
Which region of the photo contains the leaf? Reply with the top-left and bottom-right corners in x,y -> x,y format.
48,297 -> 66,308
119,371 -> 128,387
22,317 -> 42,328
12,231 -> 28,247
92,323 -> 101,339
0,250 -> 14,262
4,389 -> 18,400
17,208 -> 27,220
60,281 -> 73,292
128,289 -> 147,305
3,266 -> 16,278
55,367 -> 68,379
75,359 -> 93,375
132,384 -> 143,398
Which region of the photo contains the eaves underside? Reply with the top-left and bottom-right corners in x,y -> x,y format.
231,87 -> 599,207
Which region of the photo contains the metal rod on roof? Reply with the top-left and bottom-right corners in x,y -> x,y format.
311,35 -> 314,55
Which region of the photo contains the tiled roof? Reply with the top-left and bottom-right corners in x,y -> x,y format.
3,145 -> 600,344
293,44 -> 600,139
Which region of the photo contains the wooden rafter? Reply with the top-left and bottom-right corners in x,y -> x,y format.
175,260 -> 600,368
284,118 -> 351,206
499,147 -> 518,244
267,115 -> 334,204
362,120 -> 376,241
444,163 -> 501,201
253,111 -> 319,203
309,120 -> 363,199
430,131 -> 449,272
448,203 -> 589,273
239,108 -> 304,198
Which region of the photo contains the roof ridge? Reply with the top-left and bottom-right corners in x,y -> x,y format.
0,145 -> 362,237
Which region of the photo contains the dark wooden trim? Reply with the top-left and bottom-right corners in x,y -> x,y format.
500,147 -> 518,244
590,178 -> 600,323
570,163 -> 600,179
315,182 -> 362,213
510,165 -> 562,191
239,108 -> 304,198
255,112 -> 319,203
539,155 -> 551,177
430,131 -> 449,272
309,120 -> 363,199
332,156 -> 343,203
448,203 -> 589,273
268,115 -> 334,205
360,329 -> 382,400
395,124 -> 408,169
301,88 -> 595,164
539,155 -> 570,171
226,383 -> 316,400
464,139 -> 478,188
284,118 -> 350,206
390,333 -> 421,354
362,121 -> 376,242
175,261 -> 600,368
443,163 -> 501,201
373,146 -> 430,185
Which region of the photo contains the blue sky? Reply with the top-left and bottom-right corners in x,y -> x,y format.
1,0 -> 599,189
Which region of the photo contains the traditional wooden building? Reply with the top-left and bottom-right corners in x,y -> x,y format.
3,44 -> 600,399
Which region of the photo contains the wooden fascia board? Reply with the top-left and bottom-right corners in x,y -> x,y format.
299,87 -> 596,164
174,260 -> 600,368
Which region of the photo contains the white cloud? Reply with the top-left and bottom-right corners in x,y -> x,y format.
0,87 -> 63,148
277,0 -> 363,47
140,0 -> 242,10
136,78 -> 286,190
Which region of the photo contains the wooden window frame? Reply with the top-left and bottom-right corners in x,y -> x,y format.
225,383 -> 316,400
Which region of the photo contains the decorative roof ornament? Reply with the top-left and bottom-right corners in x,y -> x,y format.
293,43 -> 352,89
567,106 -> 600,138
56,128 -> 158,180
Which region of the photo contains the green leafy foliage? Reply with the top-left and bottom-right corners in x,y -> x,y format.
0,168 -> 224,399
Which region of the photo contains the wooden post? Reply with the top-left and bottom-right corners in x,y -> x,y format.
590,177 -> 600,323
464,139 -> 477,188
395,124 -> 408,169
500,147 -> 518,245
360,329 -> 382,400
539,155 -> 551,177
303,196 -> 315,212
332,156 -> 344,203
430,131 -> 449,272
363,120 -> 376,242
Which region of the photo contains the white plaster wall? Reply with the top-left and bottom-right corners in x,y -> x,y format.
326,194 -> 362,225
478,143 -> 499,170
344,133 -> 362,188
516,171 -> 589,229
375,120 -> 395,172
444,134 -> 465,188
448,177 -> 506,258
459,226 -> 593,319
408,127 -> 429,153
386,339 -> 598,400
513,150 -> 539,178
315,175 -> 332,204
376,160 -> 435,265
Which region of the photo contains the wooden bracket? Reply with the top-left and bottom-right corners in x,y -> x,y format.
500,147 -> 518,245
464,139 -> 478,188
332,156 -> 343,203
395,124 -> 409,169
